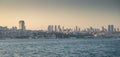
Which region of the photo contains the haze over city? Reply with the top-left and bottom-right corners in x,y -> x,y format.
0,0 -> 120,30
0,1 -> 120,57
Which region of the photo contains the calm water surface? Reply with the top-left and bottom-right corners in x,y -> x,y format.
0,38 -> 120,57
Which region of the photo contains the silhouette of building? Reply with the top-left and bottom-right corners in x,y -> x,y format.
0,26 -> 8,30
101,26 -> 107,32
108,25 -> 114,32
55,25 -> 58,32
19,20 -> 26,30
75,26 -> 80,32
58,25 -> 62,32
48,25 -> 54,32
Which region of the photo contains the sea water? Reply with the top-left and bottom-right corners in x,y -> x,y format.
0,38 -> 120,57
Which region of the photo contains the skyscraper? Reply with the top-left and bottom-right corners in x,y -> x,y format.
19,20 -> 26,30
74,26 -> 80,33
55,25 -> 57,32
102,26 -> 106,32
48,25 -> 53,32
108,25 -> 114,32
58,25 -> 62,32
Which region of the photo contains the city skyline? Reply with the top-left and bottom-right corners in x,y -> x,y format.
0,0 -> 120,30
0,20 -> 120,31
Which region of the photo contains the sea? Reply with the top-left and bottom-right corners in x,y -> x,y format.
0,38 -> 120,57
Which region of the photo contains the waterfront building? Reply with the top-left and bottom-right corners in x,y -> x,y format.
19,20 -> 26,30
75,26 -> 80,33
48,25 -> 54,32
108,25 -> 114,32
117,28 -> 119,32
62,26 -> 64,32
114,28 -> 120,32
101,26 -> 106,32
58,25 -> 62,32
55,25 -> 58,32
0,26 -> 8,30
11,26 -> 17,30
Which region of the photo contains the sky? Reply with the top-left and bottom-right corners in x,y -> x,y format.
0,0 -> 120,30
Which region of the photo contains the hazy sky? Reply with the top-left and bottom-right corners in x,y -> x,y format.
0,0 -> 120,30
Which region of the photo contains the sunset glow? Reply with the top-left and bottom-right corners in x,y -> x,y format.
0,0 -> 120,30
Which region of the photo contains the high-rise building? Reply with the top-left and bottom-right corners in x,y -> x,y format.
62,26 -> 64,31
114,28 -> 120,32
55,25 -> 58,32
19,20 -> 26,30
108,25 -> 114,32
48,25 -> 53,32
117,28 -> 119,32
101,26 -> 106,32
58,25 -> 62,32
74,26 -> 80,33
